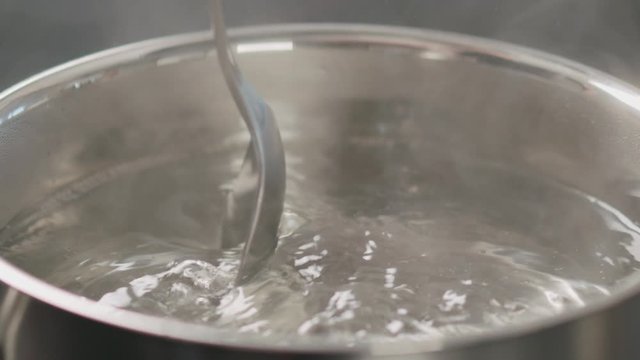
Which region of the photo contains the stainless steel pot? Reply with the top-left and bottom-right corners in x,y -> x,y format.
1,25 -> 640,360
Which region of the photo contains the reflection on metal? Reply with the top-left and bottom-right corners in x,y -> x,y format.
590,79 -> 640,113
237,41 -> 294,54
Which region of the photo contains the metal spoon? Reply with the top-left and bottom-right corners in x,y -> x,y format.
210,0 -> 286,284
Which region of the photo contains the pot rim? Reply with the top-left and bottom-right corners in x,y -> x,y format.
1,23 -> 640,355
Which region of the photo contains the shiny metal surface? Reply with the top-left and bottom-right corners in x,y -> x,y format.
210,0 -> 286,283
0,25 -> 640,359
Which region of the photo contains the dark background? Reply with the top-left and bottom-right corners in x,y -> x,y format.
1,0 -> 640,89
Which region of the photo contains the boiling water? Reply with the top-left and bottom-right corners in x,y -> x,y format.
2,29 -> 640,343
2,153 -> 639,342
